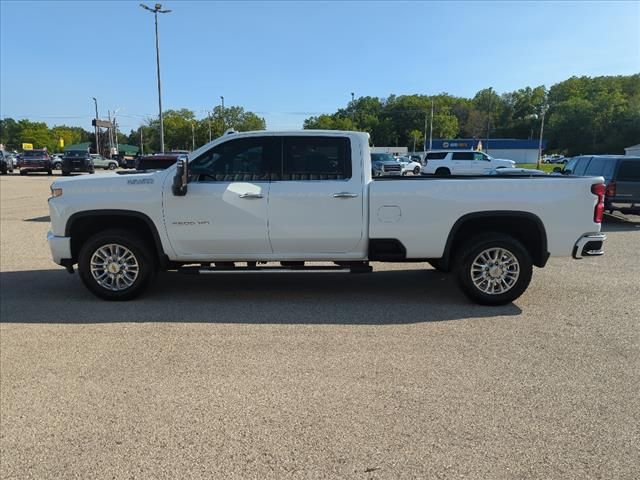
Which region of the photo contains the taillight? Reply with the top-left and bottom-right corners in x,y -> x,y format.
605,181 -> 616,198
591,183 -> 605,223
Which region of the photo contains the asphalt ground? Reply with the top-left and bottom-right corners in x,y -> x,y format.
1,171 -> 639,479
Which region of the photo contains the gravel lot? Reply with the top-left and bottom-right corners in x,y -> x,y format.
1,172 -> 639,479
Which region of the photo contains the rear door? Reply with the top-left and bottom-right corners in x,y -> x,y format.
615,159 -> 640,202
268,135 -> 364,255
451,151 -> 475,174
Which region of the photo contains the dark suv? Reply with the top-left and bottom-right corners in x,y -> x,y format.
62,150 -> 94,176
0,150 -> 14,174
19,149 -> 52,175
559,155 -> 640,215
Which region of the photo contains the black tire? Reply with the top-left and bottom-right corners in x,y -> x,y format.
454,233 -> 532,306
108,163 -> 116,170
435,168 -> 450,176
54,162 -> 62,170
78,229 -> 157,301
62,170 -> 70,176
19,170 -> 27,176
413,166 -> 421,175
47,169 -> 53,175
89,170 -> 95,174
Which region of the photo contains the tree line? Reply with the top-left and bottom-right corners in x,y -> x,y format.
303,74 -> 640,156
2,75 -> 638,156
0,105 -> 266,154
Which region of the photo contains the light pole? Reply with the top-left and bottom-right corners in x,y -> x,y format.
220,96 -> 225,132
429,99 -> 434,151
537,109 -> 546,170
350,92 -> 355,127
526,111 -> 547,169
140,3 -> 172,153
191,121 -> 195,151
207,111 -> 212,142
91,97 -> 99,155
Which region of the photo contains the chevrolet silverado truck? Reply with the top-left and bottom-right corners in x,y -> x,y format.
47,130 -> 607,305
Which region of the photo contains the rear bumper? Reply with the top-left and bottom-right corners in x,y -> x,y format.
573,233 -> 606,259
607,201 -> 640,215
47,231 -> 72,265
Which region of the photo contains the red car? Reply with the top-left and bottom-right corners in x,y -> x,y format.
19,149 -> 53,175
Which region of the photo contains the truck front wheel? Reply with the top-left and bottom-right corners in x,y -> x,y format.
455,233 -> 532,306
78,229 -> 157,301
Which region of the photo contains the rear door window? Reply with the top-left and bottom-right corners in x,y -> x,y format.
426,152 -> 447,160
584,157 -> 616,179
452,152 -> 474,160
617,161 -> 640,181
282,136 -> 351,180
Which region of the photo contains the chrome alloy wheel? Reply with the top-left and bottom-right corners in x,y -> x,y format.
470,247 -> 520,295
90,243 -> 139,291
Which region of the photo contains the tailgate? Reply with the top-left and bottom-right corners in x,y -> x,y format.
614,160 -> 640,201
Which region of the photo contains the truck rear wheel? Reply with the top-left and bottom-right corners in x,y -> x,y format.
435,168 -> 450,176
455,233 -> 532,306
78,229 -> 157,301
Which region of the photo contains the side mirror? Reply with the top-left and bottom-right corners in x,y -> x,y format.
172,159 -> 188,196
553,167 -> 562,173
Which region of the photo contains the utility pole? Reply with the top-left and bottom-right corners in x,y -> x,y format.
107,110 -> 114,157
140,3 -> 172,153
92,97 -> 100,155
486,91 -> 492,154
351,92 -> 355,127
423,111 -> 428,153
208,111 -> 212,142
191,121 -> 195,151
220,96 -> 225,132
537,109 -> 546,170
429,99 -> 434,151
140,127 -> 144,156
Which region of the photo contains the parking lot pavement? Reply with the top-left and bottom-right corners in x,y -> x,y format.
1,172 -> 639,479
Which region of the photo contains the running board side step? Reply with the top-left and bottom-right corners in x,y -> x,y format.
178,264 -> 372,275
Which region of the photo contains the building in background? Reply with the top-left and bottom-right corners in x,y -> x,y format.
371,146 -> 408,156
624,144 -> 640,156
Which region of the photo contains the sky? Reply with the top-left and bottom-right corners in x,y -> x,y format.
1,0 -> 639,133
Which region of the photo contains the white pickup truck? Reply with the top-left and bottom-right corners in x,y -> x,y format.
47,130 -> 607,305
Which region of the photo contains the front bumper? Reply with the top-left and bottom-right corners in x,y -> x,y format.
573,233 -> 606,259
47,231 -> 72,264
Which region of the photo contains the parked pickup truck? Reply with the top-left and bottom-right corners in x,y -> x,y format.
47,130 -> 607,305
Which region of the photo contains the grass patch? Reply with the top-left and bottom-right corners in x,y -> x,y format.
518,163 -> 560,173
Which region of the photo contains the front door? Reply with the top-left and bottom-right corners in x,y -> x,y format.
268,136 -> 364,255
162,136 -> 278,258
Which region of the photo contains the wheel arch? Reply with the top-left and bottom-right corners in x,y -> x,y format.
439,211 -> 549,271
66,210 -> 167,267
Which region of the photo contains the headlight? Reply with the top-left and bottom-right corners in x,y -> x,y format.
50,186 -> 63,198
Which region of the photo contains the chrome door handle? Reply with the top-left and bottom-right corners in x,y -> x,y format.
239,193 -> 264,199
333,192 -> 359,198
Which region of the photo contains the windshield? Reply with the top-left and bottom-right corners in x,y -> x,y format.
371,153 -> 395,162
23,150 -> 46,157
